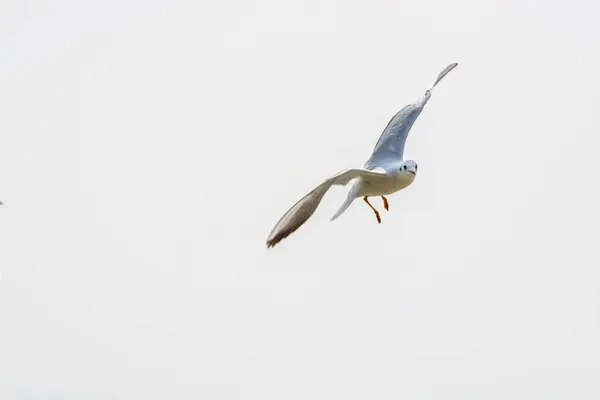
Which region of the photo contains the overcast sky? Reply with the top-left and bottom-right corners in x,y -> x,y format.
1,0 -> 600,398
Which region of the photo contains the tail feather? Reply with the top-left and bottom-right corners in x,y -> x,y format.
330,197 -> 355,222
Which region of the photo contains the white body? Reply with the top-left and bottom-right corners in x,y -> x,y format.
354,170 -> 415,197
329,161 -> 417,222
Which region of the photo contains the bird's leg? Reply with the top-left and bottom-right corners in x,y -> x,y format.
363,196 -> 381,224
381,196 -> 389,211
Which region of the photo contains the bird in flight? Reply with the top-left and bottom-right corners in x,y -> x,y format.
266,62 -> 459,248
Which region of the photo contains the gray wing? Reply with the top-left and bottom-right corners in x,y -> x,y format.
363,97 -> 429,169
266,168 -> 388,248
364,62 -> 458,169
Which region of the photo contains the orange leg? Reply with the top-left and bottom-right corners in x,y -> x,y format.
363,196 -> 381,223
381,196 -> 389,211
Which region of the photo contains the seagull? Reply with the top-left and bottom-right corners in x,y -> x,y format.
266,62 -> 459,248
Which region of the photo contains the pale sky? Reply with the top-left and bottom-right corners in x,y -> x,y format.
1,0 -> 600,398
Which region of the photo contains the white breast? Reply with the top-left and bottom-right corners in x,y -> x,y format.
355,172 -> 415,197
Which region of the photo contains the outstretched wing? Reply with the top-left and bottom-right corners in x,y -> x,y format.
364,62 -> 458,169
364,96 -> 430,169
266,168 -> 388,248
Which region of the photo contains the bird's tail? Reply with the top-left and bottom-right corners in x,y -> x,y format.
330,196 -> 355,222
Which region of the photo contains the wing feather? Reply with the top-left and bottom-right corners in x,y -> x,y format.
265,169 -> 387,248
364,62 -> 458,169
364,99 -> 428,169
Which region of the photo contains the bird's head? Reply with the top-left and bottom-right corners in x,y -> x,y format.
398,160 -> 418,176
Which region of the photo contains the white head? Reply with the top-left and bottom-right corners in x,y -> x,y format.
398,160 -> 418,176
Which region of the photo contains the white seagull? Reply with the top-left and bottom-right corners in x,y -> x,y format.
266,62 -> 459,248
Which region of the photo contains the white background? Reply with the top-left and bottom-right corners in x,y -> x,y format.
1,0 -> 599,398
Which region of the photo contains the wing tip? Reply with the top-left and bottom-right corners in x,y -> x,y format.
265,231 -> 285,249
